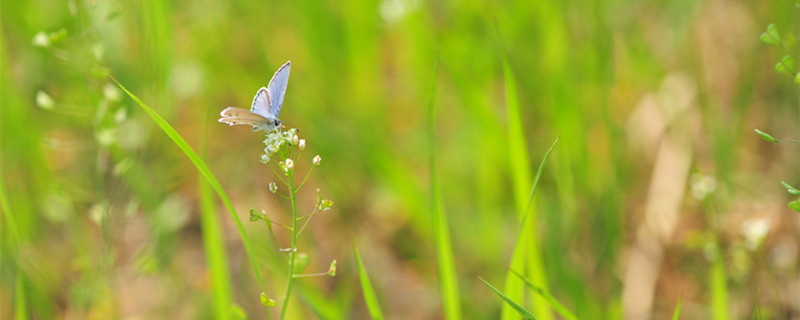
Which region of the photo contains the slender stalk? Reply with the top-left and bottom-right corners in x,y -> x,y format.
280,168 -> 299,320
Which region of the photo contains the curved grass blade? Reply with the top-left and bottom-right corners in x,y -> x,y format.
355,245 -> 385,320
110,76 -> 265,291
672,291 -> 683,320
509,269 -> 577,320
428,57 -> 461,320
480,277 -> 537,320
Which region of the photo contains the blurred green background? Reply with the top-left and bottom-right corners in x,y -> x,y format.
2,0 -> 799,319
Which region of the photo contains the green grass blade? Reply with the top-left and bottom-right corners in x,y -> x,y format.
509,269 -> 577,320
480,277 -> 537,320
495,20 -> 553,320
710,248 -> 729,320
355,245 -> 385,320
198,110 -> 233,320
0,175 -> 27,320
428,57 -> 461,320
672,291 -> 683,320
199,179 -> 232,319
111,77 -> 264,292
502,135 -> 560,320
750,288 -> 761,320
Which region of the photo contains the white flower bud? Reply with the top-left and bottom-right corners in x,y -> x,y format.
299,139 -> 306,150
32,31 -> 50,47
291,135 -> 299,146
312,155 -> 321,166
36,91 -> 55,110
285,159 -> 294,171
269,181 -> 278,193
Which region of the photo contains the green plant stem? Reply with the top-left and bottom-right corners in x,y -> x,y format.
280,169 -> 299,320
296,165 -> 316,190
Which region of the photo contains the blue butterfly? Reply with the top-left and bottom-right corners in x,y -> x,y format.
219,61 -> 291,132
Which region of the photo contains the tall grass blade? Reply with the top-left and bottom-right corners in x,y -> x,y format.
0,175 -> 27,320
428,58 -> 461,320
671,291 -> 683,320
355,245 -> 385,320
480,277 -> 537,320
111,77 -> 265,291
495,20 -> 553,320
710,249 -> 730,320
509,269 -> 577,320
750,288 -> 761,320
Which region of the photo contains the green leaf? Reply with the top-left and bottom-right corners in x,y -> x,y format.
479,277 -> 537,320
249,209 -> 263,222
672,291 -> 683,320
775,55 -> 795,76
260,292 -> 277,307
760,23 -> 780,45
781,181 -> 800,195
355,246 -> 385,320
754,129 -> 778,143
788,199 -> 800,213
229,304 -> 247,320
508,269 -> 578,320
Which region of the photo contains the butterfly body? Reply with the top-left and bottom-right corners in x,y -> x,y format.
219,61 -> 291,132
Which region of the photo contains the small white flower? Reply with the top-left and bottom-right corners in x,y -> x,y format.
299,139 -> 306,150
260,154 -> 270,163
291,135 -> 299,146
269,181 -> 278,194
312,155 -> 322,166
32,31 -> 50,47
285,159 -> 294,171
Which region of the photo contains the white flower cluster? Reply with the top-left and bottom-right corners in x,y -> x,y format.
261,128 -> 299,163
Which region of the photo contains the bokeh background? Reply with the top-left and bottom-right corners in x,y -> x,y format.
2,0 -> 799,319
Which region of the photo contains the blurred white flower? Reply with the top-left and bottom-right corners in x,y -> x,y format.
690,173 -> 717,200
741,218 -> 770,251
32,31 -> 50,47
312,155 -> 321,166
104,83 -> 121,101
36,90 -> 55,110
285,159 -> 294,171
299,139 -> 306,150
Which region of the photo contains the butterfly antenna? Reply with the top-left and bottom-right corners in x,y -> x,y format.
282,120 -> 300,132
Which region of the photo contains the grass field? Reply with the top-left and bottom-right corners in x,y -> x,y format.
1,0 -> 799,319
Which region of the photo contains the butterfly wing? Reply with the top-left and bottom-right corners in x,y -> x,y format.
218,107 -> 278,132
266,61 -> 291,118
250,87 -> 271,117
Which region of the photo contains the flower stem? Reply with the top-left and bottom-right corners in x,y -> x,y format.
280,169 -> 299,320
